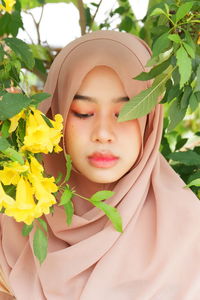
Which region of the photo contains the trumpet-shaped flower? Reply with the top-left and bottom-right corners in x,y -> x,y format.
9,110 -> 25,133
5,177 -> 38,225
0,182 -> 15,210
0,0 -> 16,13
29,156 -> 44,178
21,108 -> 63,154
29,174 -> 57,215
0,162 -> 28,185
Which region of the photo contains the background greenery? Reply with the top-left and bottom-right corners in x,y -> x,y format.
0,0 -> 200,198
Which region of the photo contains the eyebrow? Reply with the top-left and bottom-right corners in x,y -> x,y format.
73,94 -> 129,103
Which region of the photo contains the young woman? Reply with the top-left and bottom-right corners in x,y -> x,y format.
1,30 -> 200,299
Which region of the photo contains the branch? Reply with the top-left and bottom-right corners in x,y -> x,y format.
90,0 -> 103,29
77,0 -> 86,35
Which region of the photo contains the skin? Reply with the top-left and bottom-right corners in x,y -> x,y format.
65,66 -> 141,185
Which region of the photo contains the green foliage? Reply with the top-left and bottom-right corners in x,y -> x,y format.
33,226 -> 48,264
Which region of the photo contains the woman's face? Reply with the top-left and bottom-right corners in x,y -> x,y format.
65,66 -> 141,184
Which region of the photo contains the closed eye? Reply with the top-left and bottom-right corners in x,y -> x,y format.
72,111 -> 94,119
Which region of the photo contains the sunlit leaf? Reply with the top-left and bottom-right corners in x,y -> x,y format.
186,178 -> 200,187
152,32 -> 171,57
119,70 -> 171,122
90,190 -> 114,202
4,37 -> 35,69
65,154 -> 72,181
168,34 -> 181,43
195,64 -> 200,92
64,201 -> 74,225
0,93 -> 31,120
31,93 -> 51,106
176,46 -> 192,88
38,218 -> 48,232
168,97 -> 187,131
33,227 -> 48,264
176,2 -> 194,23
168,150 -> 200,166
0,136 -> 10,151
183,42 -> 195,59
22,223 -> 33,236
135,58 -> 171,81
92,201 -> 123,233
2,147 -> 24,164
59,186 -> 73,205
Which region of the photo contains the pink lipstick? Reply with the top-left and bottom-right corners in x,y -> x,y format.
88,152 -> 119,168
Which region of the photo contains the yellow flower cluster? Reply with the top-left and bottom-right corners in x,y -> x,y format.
0,0 -> 16,13
21,108 -> 63,154
0,157 -> 58,225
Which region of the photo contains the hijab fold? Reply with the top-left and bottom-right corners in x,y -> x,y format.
1,30 -> 200,300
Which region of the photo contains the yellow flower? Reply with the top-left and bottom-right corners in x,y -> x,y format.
0,0 -> 16,13
0,162 -> 28,185
21,108 -> 63,154
0,182 -> 15,210
5,177 -> 37,225
29,156 -> 44,177
30,174 -> 57,215
9,110 -> 25,133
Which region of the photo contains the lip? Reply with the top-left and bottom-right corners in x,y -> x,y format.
88,152 -> 119,168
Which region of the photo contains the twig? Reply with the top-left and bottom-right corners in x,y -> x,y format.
77,0 -> 86,35
90,0 -> 103,29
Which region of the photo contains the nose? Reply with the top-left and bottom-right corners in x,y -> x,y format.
91,117 -> 116,144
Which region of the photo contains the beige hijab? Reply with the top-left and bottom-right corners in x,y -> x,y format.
1,30 -> 200,300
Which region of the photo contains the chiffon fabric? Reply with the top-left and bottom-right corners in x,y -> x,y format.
1,30 -> 200,300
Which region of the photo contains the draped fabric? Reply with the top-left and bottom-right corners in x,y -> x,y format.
1,30 -> 200,300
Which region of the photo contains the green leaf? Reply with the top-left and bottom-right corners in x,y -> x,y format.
38,218 -> 48,232
0,93 -> 31,120
41,114 -> 53,128
59,187 -> 73,206
150,8 -> 166,16
92,201 -> 123,233
90,190 -> 114,202
2,147 -> 24,165
175,136 -> 187,151
152,32 -> 172,57
33,227 -> 48,264
176,46 -> 192,88
195,64 -> 200,92
168,150 -> 200,166
176,2 -> 194,23
0,45 -> 4,63
64,201 -> 74,225
189,93 -> 198,112
0,137 -> 10,151
168,34 -> 181,43
135,59 -> 171,81
31,93 -> 51,106
29,44 -> 51,61
55,172 -> 63,184
186,178 -> 200,187
4,37 -> 35,69
119,16 -> 133,32
65,154 -> 72,181
119,71 -> 171,122
168,97 -> 187,131
22,223 -> 33,236
1,120 -> 10,138
180,86 -> 192,109
183,42 -> 195,59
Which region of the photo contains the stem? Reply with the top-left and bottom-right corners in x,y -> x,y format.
77,0 -> 86,35
73,192 -> 90,202
90,0 -> 103,29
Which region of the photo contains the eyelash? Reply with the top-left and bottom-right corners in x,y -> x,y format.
72,111 -> 119,119
72,112 -> 94,119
